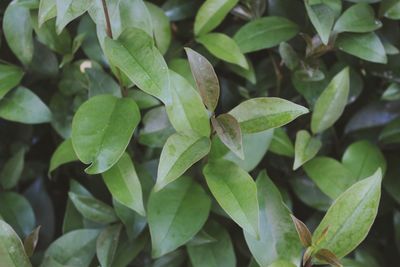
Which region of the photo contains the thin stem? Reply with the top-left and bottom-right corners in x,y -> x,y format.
101,0 -> 128,97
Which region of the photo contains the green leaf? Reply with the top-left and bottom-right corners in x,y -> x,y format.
113,199 -> 146,239
335,32 -> 387,63
279,42 -> 300,71
380,0 -> 400,20
23,226 -> 41,257
68,192 -> 118,224
304,157 -> 356,199
102,153 -> 145,216
341,140 -> 387,181
155,131 -> 211,191
55,0 -> 93,34
305,2 -> 336,45
187,220 -> 236,267
86,68 -> 122,98
290,176 -> 332,211
194,0 -> 239,36
104,27 -> 170,103
96,224 -> 122,267
0,220 -> 32,267
229,97 -> 309,133
269,128 -> 295,157
244,171 -> 302,267
293,130 -> 322,170
197,33 -> 248,69
268,260 -> 297,267
334,3 -> 382,33
71,95 -> 140,174
233,16 -> 299,53
3,2 -> 34,65
203,159 -> 259,237
185,47 -> 220,112
212,113 -> 244,159
48,139 -> 78,176
312,170 -> 382,258
38,0 -> 56,26
382,83 -> 400,101
42,229 -> 100,267
148,176 -> 211,258
311,67 -> 350,134
0,63 -> 24,99
146,2 -> 172,55
165,70 -> 211,137
0,146 -> 25,189
0,192 -> 35,237
0,87 -> 52,124
379,117 -> 400,144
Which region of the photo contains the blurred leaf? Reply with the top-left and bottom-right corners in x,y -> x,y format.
293,130 -> 321,170
203,159 -> 259,238
38,0 -> 56,26
71,95 -> 140,174
96,224 -> 122,267
102,153 -> 145,216
148,176 -> 211,258
23,225 -> 41,257
234,16 -> 299,53
197,33 -> 249,69
55,0 -> 93,34
334,3 -> 382,33
380,117 -> 400,144
0,87 -> 52,124
185,47 -> 220,112
0,146 -> 25,189
86,68 -> 122,98
0,63 -> 24,99
41,229 -> 100,267
311,67 -> 350,134
290,176 -> 332,211
146,2 -> 172,55
155,131 -> 211,190
290,215 -> 312,248
382,83 -> 400,101
162,0 -> 202,21
244,171 -> 302,267
229,97 -> 309,133
335,32 -> 387,63
380,0 -> 400,19
3,2 -> 34,65
312,170 -> 382,258
0,220 -> 32,267
279,42 -> 299,70
194,0 -> 239,36
113,199 -> 146,239
104,27 -> 170,102
269,128 -> 295,157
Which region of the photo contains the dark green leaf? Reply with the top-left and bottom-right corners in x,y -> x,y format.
0,146 -> 25,189
269,128 -> 295,157
334,3 -> 382,33
0,63 -> 24,99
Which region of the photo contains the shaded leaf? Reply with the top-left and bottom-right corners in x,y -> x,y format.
48,139 -> 78,176
96,224 -> 122,267
23,226 -> 41,257
0,63 -> 24,99
334,3 -> 382,33
0,146 -> 25,189
55,0 -> 93,34
293,130 -> 321,170
290,215 -> 312,248
269,128 -> 295,157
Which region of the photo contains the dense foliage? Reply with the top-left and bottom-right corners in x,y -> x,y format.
0,0 -> 399,266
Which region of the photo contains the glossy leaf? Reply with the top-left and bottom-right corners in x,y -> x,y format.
334,3 -> 382,33
102,153 -> 145,216
244,171 -> 302,267
165,70 -> 211,137
41,229 -> 100,267
155,131 -> 211,191
0,63 -> 24,99
187,220 -> 236,267
342,140 -> 387,181
0,87 -> 52,124
148,176 -> 211,258
0,220 -> 32,267
71,95 -> 140,174
335,32 -> 387,63
197,33 -> 248,69
185,47 -> 220,112
96,224 -> 122,267
194,0 -> 239,36
234,16 -> 299,53
203,159 -> 259,237
48,139 -> 78,176
293,130 -> 321,170
104,28 -> 170,102
304,157 -> 356,199
55,0 -> 93,34
229,97 -> 308,133
3,2 -> 34,65
68,192 -> 118,224
38,0 -> 56,26
312,170 -> 382,258
212,114 -> 244,159
311,67 -> 350,134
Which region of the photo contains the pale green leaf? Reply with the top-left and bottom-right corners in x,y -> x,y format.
38,0 -> 56,26
305,2 -> 336,45
155,131 -> 211,191
148,176 -> 211,258
146,2 -> 171,55
96,224 -> 122,267
269,128 -> 294,157
71,95 -> 140,174
293,130 -> 321,170
311,67 -> 350,134
55,0 -> 93,34
229,97 -> 309,133
203,159 -> 259,238
334,3 -> 382,33
48,139 -> 78,176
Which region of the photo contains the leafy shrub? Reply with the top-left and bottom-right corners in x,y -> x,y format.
0,0 -> 399,266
